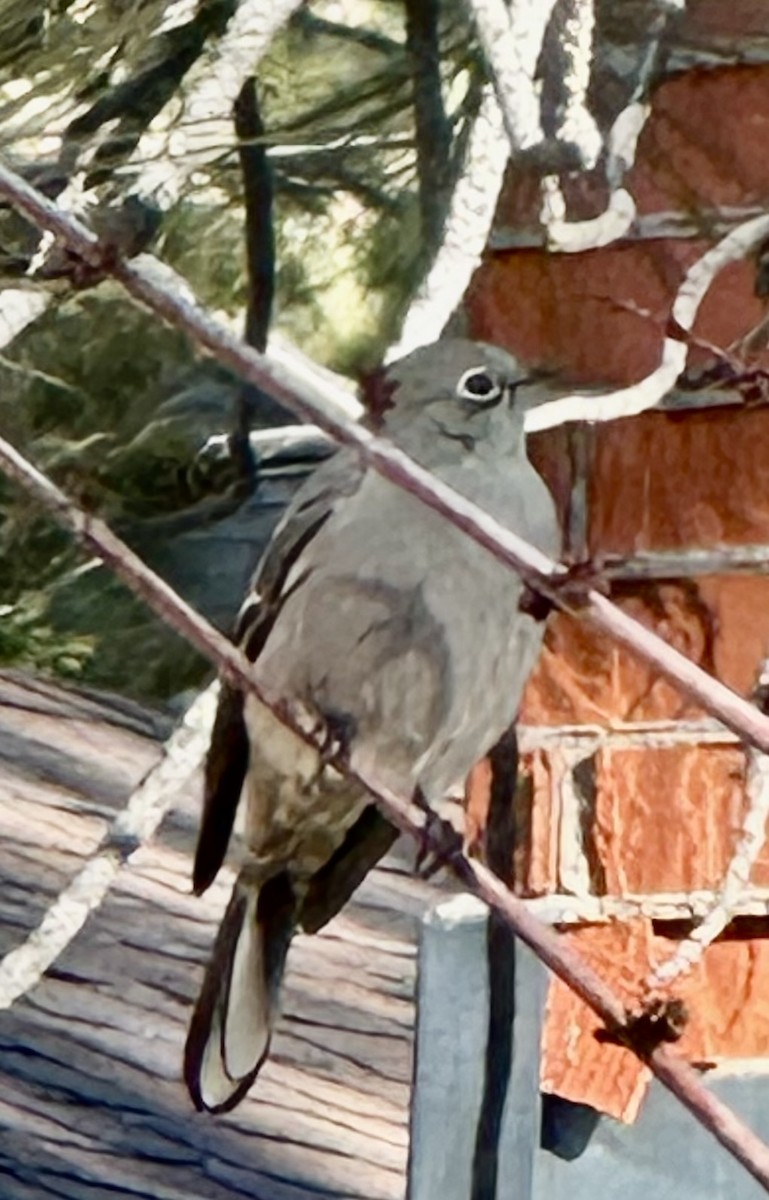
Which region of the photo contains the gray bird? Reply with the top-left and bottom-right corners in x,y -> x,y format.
184,338 -> 560,1112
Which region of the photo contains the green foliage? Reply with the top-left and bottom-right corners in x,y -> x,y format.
0,591 -> 95,678
44,561 -> 208,699
1,291 -> 194,442
0,0 -> 482,701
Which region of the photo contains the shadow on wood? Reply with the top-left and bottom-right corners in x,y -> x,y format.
0,670 -> 448,1200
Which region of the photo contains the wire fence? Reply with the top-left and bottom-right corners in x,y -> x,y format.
2,162 -> 769,1189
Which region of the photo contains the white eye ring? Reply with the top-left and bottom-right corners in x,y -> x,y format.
456,366 -> 503,404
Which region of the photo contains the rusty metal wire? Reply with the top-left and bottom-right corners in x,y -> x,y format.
2,161 -> 769,1191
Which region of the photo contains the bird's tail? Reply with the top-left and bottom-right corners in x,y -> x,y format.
184,869 -> 295,1112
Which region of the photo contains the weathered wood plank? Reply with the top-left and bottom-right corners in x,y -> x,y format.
0,670 -> 451,1200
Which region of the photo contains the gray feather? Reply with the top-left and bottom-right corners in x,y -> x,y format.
186,338 -> 561,1111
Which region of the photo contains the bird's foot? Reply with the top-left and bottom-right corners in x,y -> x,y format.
315,708 -> 357,771
517,583 -> 555,622
518,557 -> 609,621
412,787 -> 463,879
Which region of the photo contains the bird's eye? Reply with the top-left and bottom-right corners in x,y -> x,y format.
456,367 -> 503,404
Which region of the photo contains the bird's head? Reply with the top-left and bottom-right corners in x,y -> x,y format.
369,339 -> 542,461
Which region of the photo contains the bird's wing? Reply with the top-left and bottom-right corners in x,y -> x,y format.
299,804 -> 399,933
192,682 -> 250,896
191,450 -> 366,896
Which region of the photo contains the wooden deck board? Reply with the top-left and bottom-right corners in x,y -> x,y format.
0,671 -> 452,1199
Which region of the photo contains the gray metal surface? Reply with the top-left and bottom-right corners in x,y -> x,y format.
409,896 -> 548,1200
409,902 -> 769,1200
